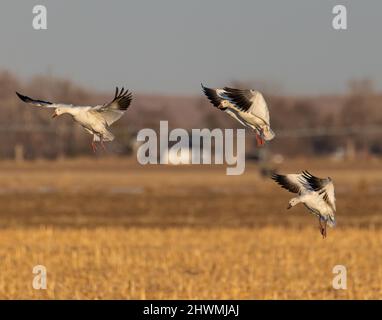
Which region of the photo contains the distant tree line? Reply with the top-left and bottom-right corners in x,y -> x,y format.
0,70 -> 381,159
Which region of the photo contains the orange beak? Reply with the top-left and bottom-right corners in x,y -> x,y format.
52,112 -> 57,118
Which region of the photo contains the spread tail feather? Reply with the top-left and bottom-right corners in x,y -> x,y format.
94,131 -> 115,142
263,127 -> 275,141
327,215 -> 336,228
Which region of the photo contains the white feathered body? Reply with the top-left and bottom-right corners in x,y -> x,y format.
273,172 -> 336,228
298,191 -> 336,227
15,87 -> 132,145
59,106 -> 115,141
217,89 -> 275,141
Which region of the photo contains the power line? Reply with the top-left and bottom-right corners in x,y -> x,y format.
276,125 -> 382,138
0,125 -> 381,138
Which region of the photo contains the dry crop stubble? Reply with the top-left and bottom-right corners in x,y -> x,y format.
0,158 -> 381,299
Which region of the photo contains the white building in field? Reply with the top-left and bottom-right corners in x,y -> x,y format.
161,146 -> 225,165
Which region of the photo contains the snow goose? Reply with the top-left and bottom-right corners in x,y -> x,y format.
16,87 -> 132,152
201,84 -> 275,146
271,171 -> 336,238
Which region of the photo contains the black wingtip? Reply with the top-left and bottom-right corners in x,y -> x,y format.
302,170 -> 312,177
16,92 -> 28,102
201,83 -> 213,95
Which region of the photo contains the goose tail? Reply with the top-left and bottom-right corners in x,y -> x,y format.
103,131 -> 115,142
263,126 -> 275,141
327,215 -> 336,228
94,131 -> 115,142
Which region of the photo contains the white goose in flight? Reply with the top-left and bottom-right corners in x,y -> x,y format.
272,171 -> 336,238
16,87 -> 132,152
201,84 -> 275,146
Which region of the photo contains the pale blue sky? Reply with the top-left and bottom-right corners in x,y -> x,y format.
0,0 -> 381,95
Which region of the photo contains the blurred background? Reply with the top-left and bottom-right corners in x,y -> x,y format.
0,1 -> 381,299
1,72 -> 381,161
0,1 -> 381,160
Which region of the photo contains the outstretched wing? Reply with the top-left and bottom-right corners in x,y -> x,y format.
323,182 -> 336,212
222,87 -> 254,112
224,109 -> 249,128
223,87 -> 270,125
201,84 -> 226,110
302,171 -> 336,211
272,173 -> 308,194
301,171 -> 330,191
95,87 -> 132,126
16,92 -> 56,108
201,84 -> 257,128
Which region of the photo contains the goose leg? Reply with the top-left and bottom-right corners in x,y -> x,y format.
91,141 -> 97,153
255,134 -> 265,147
256,127 -> 266,147
319,218 -> 327,239
323,220 -> 327,239
100,137 -> 107,151
91,135 -> 98,153
260,135 -> 265,146
319,218 -> 324,237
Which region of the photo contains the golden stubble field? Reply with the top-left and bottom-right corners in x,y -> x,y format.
0,157 -> 381,299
